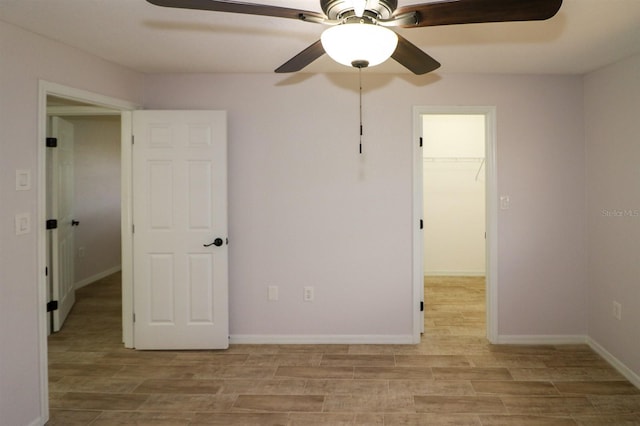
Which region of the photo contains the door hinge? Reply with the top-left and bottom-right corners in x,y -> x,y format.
46,219 -> 58,230
45,266 -> 48,276
47,300 -> 59,312
131,135 -> 135,145
420,301 -> 424,312
419,137 -> 423,147
132,224 -> 135,234
133,313 -> 136,323
420,219 -> 423,230
46,137 -> 58,148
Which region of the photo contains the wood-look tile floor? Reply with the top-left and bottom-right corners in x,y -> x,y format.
47,274 -> 640,425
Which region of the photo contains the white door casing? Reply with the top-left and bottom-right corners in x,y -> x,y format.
412,106 -> 498,343
132,110 -> 229,350
51,116 -> 76,332
38,81 -> 139,425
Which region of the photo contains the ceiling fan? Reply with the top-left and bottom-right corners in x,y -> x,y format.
146,0 -> 563,74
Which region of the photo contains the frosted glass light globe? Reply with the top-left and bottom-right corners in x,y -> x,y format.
321,23 -> 398,68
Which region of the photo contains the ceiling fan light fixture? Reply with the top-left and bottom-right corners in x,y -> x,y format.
321,23 -> 398,68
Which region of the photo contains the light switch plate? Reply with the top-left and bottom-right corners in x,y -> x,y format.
500,195 -> 510,210
268,285 -> 278,301
16,169 -> 31,191
15,213 -> 31,235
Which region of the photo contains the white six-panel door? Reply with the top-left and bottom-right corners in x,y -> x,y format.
132,110 -> 228,350
51,116 -> 76,332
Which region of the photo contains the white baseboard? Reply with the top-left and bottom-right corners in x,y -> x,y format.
75,265 -> 121,289
424,272 -> 486,277
495,334 -> 587,345
230,334 -> 415,345
587,337 -> 640,389
28,416 -> 44,426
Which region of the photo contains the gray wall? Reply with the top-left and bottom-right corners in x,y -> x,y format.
143,72 -> 586,338
585,53 -> 640,377
0,20 -> 142,426
67,116 -> 121,286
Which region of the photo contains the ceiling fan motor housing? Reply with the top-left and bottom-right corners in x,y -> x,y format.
320,0 -> 397,20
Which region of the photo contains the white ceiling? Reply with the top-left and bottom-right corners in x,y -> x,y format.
1,0 -> 640,75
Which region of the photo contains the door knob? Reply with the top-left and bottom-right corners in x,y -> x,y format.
204,238 -> 224,247
71,220 -> 80,226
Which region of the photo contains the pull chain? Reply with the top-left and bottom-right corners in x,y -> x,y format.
352,60 -> 368,155
358,66 -> 363,155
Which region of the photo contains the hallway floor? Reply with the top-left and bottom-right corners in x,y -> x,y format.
46,273 -> 640,425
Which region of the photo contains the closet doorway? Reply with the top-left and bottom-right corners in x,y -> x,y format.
423,114 -> 486,336
412,106 -> 497,342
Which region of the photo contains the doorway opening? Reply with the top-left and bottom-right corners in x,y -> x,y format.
412,106 -> 497,343
422,114 -> 486,337
37,81 -> 136,421
46,101 -> 123,334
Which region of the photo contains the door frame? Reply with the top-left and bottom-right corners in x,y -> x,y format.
412,105 -> 498,343
37,80 -> 138,421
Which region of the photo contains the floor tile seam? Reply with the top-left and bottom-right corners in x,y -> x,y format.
477,414 -> 578,426
143,391 -> 231,400
568,412 -> 599,423
584,393 -> 640,413
499,392 -> 595,399
50,386 -> 146,395
53,389 -> 153,403
89,408 -> 201,422
497,394 -> 600,416
550,380 -> 575,397
85,410 -> 105,426
319,393 -> 327,413
414,393 -> 508,409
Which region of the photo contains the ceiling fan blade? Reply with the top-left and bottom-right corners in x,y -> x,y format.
391,34 -> 440,75
146,0 -> 326,21
395,0 -> 562,28
275,40 -> 325,73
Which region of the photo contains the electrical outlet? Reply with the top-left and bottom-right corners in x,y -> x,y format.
268,285 -> 278,301
303,286 -> 314,302
612,301 -> 622,320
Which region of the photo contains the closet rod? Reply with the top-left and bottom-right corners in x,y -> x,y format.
423,157 -> 484,162
474,158 -> 485,181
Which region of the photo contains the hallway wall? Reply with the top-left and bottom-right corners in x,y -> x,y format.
67,116 -> 122,287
